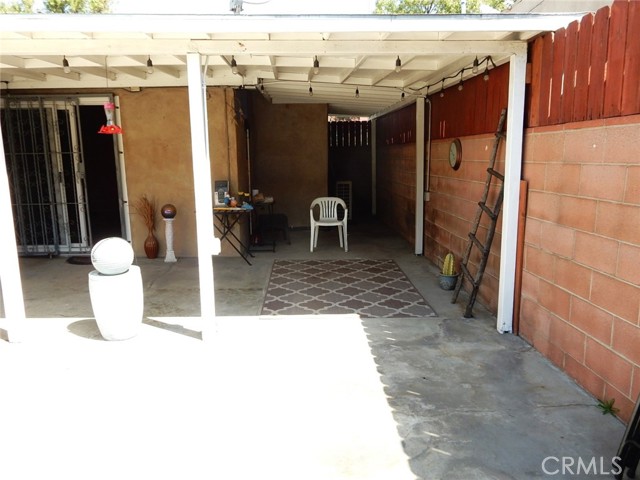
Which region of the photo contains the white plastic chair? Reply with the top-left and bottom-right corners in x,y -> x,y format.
310,197 -> 348,252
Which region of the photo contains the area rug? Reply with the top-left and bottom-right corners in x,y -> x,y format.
261,259 -> 436,318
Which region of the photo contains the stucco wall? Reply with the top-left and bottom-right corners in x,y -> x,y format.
119,87 -> 243,258
250,93 -> 328,227
519,115 -> 640,422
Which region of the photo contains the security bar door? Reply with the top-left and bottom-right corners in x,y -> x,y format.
2,97 -> 91,255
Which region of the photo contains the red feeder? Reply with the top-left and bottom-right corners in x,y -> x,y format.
98,102 -> 123,134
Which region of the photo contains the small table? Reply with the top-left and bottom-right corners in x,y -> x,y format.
213,207 -> 255,265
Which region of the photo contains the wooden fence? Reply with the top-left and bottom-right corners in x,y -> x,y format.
375,103 -> 416,144
528,0 -> 640,127
328,120 -> 371,147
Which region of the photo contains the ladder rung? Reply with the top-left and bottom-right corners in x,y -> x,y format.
478,202 -> 498,220
468,233 -> 486,252
460,263 -> 478,287
487,168 -> 504,181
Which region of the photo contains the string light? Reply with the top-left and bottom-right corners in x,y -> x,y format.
355,87 -> 360,98
146,56 -> 154,74
423,55 -> 494,97
395,56 -> 402,73
230,56 -> 238,75
308,82 -> 313,96
313,56 -> 320,74
62,56 -> 71,74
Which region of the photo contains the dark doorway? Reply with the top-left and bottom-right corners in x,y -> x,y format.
328,120 -> 372,222
80,105 -> 122,243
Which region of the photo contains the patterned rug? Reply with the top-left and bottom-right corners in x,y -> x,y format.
261,259 -> 437,318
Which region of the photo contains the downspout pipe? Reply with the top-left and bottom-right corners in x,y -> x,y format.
415,97 -> 425,255
414,96 -> 432,257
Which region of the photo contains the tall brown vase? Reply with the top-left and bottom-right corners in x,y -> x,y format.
144,231 -> 159,259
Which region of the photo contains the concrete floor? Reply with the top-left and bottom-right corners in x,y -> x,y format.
0,222 -> 626,479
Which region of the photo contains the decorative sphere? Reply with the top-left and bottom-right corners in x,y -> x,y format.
91,237 -> 134,275
161,203 -> 177,219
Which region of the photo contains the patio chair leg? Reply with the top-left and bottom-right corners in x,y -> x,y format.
338,226 -> 344,248
343,223 -> 348,252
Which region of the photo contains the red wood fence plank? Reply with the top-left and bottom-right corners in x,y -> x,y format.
588,6 -> 610,120
464,77 -> 478,135
538,33 -> 555,126
622,0 -> 640,115
562,21 -> 579,123
549,27 -> 566,125
527,37 -> 544,127
603,0 -> 628,117
573,13 -> 593,122
470,75 -> 489,135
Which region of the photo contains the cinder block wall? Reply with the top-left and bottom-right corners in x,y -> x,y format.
376,142 -> 416,244
425,133 -> 505,313
519,114 -> 640,422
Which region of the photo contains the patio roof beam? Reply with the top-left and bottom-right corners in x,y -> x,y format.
0,39 -> 528,57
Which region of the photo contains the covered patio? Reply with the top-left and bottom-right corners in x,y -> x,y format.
1,10 -> 587,335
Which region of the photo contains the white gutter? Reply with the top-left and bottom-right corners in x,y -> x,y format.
496,50 -> 527,334
1,13 -> 585,35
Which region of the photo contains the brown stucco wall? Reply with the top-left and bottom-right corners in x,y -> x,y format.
118,86 -> 244,258
250,93 -> 328,227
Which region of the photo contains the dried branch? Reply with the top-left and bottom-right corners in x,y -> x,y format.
133,195 -> 155,232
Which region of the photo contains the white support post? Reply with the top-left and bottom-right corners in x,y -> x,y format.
186,52 -> 216,321
497,51 -> 527,334
371,119 -> 377,215
0,126 -> 26,342
415,97 -> 425,256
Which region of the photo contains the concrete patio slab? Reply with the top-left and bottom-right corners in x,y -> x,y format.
0,224 -> 626,479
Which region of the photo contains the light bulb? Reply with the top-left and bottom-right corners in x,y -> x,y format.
63,56 -> 71,74
313,56 -> 319,75
472,57 -> 479,74
231,56 -> 238,75
146,56 -> 154,74
395,56 -> 401,73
